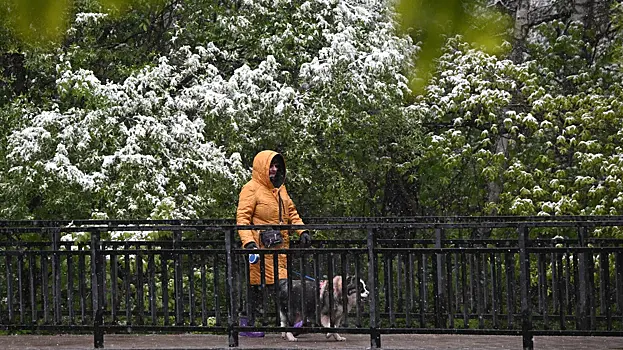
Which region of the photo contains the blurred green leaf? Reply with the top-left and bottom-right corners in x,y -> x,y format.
5,0 -> 70,44
397,0 -> 510,94
1,0 -> 165,45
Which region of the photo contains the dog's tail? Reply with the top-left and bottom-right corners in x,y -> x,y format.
319,276 -> 344,301
332,276 -> 342,300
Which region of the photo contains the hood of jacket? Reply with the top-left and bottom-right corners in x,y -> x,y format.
251,150 -> 286,189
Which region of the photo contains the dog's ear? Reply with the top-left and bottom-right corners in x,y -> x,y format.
332,276 -> 342,300
346,275 -> 356,287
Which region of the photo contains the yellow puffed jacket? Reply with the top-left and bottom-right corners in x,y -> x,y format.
236,150 -> 305,285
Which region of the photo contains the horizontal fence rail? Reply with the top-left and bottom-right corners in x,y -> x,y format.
0,218 -> 623,349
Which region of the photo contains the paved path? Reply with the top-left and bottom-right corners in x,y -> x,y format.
1,333 -> 623,350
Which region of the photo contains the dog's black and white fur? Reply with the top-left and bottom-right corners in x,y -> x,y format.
279,275 -> 369,342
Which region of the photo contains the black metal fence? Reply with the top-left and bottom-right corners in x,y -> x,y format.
1,217 -> 623,349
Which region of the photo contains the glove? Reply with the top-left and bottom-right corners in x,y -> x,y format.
244,241 -> 258,249
299,230 -> 312,248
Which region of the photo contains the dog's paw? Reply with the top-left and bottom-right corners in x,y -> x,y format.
327,333 -> 346,341
286,332 -> 298,342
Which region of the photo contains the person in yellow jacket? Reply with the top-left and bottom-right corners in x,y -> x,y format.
236,150 -> 311,334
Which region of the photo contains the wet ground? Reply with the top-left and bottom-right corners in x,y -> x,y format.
1,333 -> 623,349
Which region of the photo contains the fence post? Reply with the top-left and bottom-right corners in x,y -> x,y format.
226,228 -> 239,347
367,227 -> 381,349
435,227 -> 447,328
92,230 -> 104,348
518,225 -> 533,350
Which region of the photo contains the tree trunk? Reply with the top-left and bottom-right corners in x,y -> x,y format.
487,134 -> 509,215
510,0 -> 530,64
571,0 -> 594,25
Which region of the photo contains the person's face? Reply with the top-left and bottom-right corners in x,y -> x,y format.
269,162 -> 278,179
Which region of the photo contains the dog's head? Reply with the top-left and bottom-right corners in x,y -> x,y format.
331,275 -> 369,303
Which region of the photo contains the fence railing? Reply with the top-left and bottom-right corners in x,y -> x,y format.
1,217 -> 623,349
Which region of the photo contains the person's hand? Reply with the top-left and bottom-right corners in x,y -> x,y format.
244,241 -> 258,249
299,231 -> 312,248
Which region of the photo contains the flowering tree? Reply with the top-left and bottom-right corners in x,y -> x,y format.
412,17 -> 623,222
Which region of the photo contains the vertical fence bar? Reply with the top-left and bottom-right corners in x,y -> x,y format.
573,251 -> 580,329
565,241 -> 573,318
314,252 -> 321,327
454,251 -> 460,322
162,252 -> 170,326
300,251 -> 308,327
174,230 -> 183,325
201,255 -> 208,326
92,230 -> 104,349
188,253 -> 195,326
406,252 -> 414,328
386,252 -> 395,327
42,251 -> 49,324
136,252 -> 144,325
396,253 -> 403,326
496,250 -> 503,328
461,251 -> 468,328
367,228 -> 380,349
491,252 -> 499,329
215,252 -> 223,326
446,251 -> 454,329
287,249 -> 294,327
475,251 -> 484,328
51,228 -> 61,325
7,254 -> 14,324
226,228 -> 239,347
435,228 -> 446,328
110,248 -> 117,324
505,249 -> 514,329
91,232 -> 97,322
588,246 -> 596,330
18,254 -> 24,324
124,243 -> 131,325
149,253 -> 156,326
355,253 -> 363,327
555,249 -> 566,330
419,253 -> 427,327
272,252 -> 280,327
551,239 -> 559,316
327,252 -> 335,327
67,250 -> 74,325
29,254 -> 36,324
600,251 -> 611,330
469,242 -> 475,314
577,226 -> 589,330
341,252 -> 349,327
518,225 -> 533,350
79,246 -> 87,325
616,252 -> 623,326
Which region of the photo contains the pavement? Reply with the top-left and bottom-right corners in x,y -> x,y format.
1,333 -> 623,350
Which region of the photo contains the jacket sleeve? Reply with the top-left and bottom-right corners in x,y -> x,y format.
236,183 -> 257,247
282,186 -> 305,234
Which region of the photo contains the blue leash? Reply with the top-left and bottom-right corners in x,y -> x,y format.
292,271 -> 316,281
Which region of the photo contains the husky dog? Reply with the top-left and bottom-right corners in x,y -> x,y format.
279,275 -> 369,342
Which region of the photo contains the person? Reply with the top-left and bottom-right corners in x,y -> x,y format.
236,150 -> 311,336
